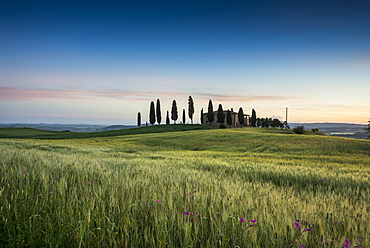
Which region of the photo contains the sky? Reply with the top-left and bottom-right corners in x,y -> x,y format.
1,0 -> 369,125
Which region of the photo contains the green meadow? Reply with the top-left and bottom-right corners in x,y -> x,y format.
0,125 -> 369,247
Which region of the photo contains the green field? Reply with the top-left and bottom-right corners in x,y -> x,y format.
0,125 -> 369,247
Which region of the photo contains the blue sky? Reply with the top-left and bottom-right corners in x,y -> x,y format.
1,0 -> 369,124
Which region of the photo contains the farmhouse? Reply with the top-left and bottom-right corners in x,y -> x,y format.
202,108 -> 250,127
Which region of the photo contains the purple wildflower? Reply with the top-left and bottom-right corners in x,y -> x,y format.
323,238 -> 328,244
155,200 -> 160,203
343,238 -> 351,248
184,212 -> 192,216
303,228 -> 313,232
22,172 -> 27,175
195,212 -> 199,216
246,219 -> 257,228
294,220 -> 302,230
49,191 -> 53,194
239,217 -> 245,223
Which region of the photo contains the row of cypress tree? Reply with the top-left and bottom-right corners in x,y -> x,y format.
138,97 -> 262,127
137,96 -> 195,127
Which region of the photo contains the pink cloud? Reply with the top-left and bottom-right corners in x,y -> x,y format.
0,86 -> 297,103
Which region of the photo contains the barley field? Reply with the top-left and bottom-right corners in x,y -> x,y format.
0,125 -> 369,247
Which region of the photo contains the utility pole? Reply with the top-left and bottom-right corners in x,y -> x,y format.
285,107 -> 289,129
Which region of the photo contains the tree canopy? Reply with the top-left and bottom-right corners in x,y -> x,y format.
149,101 -> 156,125
188,96 -> 195,124
217,104 -> 225,124
238,107 -> 244,128
251,109 -> 257,127
200,108 -> 204,124
171,100 -> 178,124
226,110 -> 232,127
207,100 -> 214,124
156,99 -> 162,125
166,111 -> 170,125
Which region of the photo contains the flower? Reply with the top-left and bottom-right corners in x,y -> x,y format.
22,172 -> 27,175
246,219 -> 257,228
184,212 -> 192,216
303,228 -> 312,232
239,217 -> 245,222
294,220 -> 302,230
49,191 -> 53,194
195,212 -> 199,216
343,238 -> 351,248
155,200 -> 160,203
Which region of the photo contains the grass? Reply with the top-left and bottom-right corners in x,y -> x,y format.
0,125 -> 369,247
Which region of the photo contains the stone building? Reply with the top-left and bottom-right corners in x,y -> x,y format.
202,108 -> 249,127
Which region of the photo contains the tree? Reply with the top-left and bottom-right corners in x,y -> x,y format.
207,100 -> 214,125
156,99 -> 162,125
166,111 -> 170,125
250,109 -> 257,127
366,118 -> 370,139
137,112 -> 141,127
226,110 -> 232,127
238,107 -> 244,128
271,118 -> 283,128
171,100 -> 178,124
188,96 -> 195,124
149,101 -> 155,125
261,117 -> 272,128
217,104 -> 225,124
200,108 -> 204,124
182,109 -> 186,124
256,118 -> 262,127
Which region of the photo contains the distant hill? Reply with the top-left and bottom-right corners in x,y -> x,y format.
0,122 -> 368,139
0,123 -> 136,132
290,123 -> 368,139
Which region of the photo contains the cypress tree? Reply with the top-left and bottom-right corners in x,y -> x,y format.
200,108 -> 204,124
137,112 -> 141,127
156,99 -> 162,125
171,100 -> 178,124
182,109 -> 186,124
207,100 -> 214,125
251,108 -> 257,127
166,111 -> 170,125
226,110 -> 232,127
217,104 -> 225,124
188,96 -> 195,124
149,101 -> 155,125
238,107 -> 244,128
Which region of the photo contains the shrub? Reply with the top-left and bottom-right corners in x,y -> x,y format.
311,128 -> 319,132
293,126 -> 305,134
219,124 -> 226,129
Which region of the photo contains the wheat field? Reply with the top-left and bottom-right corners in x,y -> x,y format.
0,126 -> 369,247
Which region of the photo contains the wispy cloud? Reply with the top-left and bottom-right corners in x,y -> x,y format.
0,87 -> 297,103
